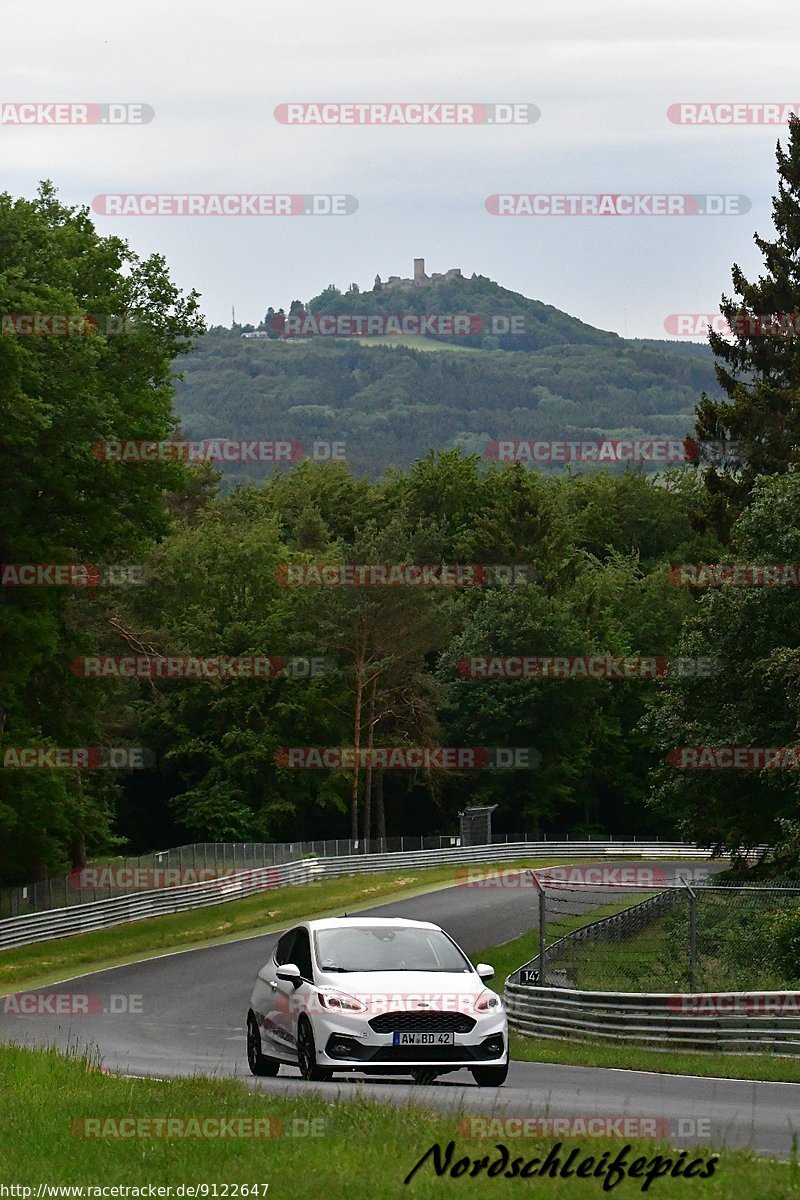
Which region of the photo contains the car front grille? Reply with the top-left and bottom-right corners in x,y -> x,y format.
368,1011 -> 476,1034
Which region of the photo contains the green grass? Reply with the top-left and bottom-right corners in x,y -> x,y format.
353,334 -> 478,352
0,1044 -> 796,1196
554,913 -> 680,992
474,894 -> 659,986
530,895 -> 800,994
508,1032 -> 800,1084
0,859 -> 559,994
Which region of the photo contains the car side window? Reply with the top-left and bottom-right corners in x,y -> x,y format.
274,929 -> 297,967
292,928 -> 313,979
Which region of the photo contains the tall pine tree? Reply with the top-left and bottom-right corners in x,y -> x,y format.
695,115 -> 800,539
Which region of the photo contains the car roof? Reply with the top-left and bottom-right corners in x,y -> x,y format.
297,916 -> 440,933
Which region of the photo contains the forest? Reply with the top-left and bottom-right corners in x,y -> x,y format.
4,116 -> 800,884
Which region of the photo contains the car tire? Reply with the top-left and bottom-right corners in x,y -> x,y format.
246,1012 -> 280,1077
297,1016 -> 332,1082
470,1061 -> 509,1087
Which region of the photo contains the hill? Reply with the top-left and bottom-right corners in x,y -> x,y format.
173,273 -> 719,481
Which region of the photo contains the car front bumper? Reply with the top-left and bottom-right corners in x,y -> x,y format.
312,1005 -> 508,1069
321,1030 -> 507,1067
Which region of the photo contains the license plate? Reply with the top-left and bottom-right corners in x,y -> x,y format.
392,1031 -> 455,1046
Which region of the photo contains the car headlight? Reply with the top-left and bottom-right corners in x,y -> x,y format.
316,990 -> 366,1013
474,990 -> 502,1013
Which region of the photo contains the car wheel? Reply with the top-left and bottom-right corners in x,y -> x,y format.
411,1068 -> 439,1085
297,1017 -> 332,1082
246,1012 -> 280,1077
470,1061 -> 509,1087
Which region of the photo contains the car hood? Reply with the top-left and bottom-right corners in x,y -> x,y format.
314,969 -> 491,1007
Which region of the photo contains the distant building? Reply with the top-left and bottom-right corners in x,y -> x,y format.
382,258 -> 463,290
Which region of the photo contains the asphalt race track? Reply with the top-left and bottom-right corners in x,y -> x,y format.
2,860 -> 797,1158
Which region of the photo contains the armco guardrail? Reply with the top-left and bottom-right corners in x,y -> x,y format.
504,982 -> 800,1054
0,832 -> 689,917
0,840 -> 714,951
0,860 -> 322,952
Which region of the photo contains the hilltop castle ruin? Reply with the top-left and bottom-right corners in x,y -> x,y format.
375,258 -> 463,291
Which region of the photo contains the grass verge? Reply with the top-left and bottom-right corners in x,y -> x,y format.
0,1044 -> 795,1196
508,1032 -> 800,1084
474,895 -> 659,986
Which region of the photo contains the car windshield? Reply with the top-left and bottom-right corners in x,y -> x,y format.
314,926 -> 471,973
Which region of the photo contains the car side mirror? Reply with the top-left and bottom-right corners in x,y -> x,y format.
276,963 -> 302,985
475,963 -> 495,980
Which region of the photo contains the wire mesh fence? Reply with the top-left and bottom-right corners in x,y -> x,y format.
0,830 -> 635,917
0,837 -> 443,916
517,879 -> 800,993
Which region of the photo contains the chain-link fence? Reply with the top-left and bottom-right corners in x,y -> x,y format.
0,830 -> 647,917
0,837 -> 442,916
515,878 -> 800,993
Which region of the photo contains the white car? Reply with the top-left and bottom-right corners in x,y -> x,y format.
246,916 -> 508,1086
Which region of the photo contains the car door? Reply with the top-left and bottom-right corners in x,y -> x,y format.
255,929 -> 298,1059
275,926 -> 314,1058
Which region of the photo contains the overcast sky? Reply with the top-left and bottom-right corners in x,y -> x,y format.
3,0 -> 798,339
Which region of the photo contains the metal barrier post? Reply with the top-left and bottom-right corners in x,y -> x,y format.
680,875 -> 698,991
529,870 -> 547,986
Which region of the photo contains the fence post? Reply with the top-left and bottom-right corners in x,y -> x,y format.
680,875 -> 698,991
529,870 -> 547,987
538,887 -> 547,986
